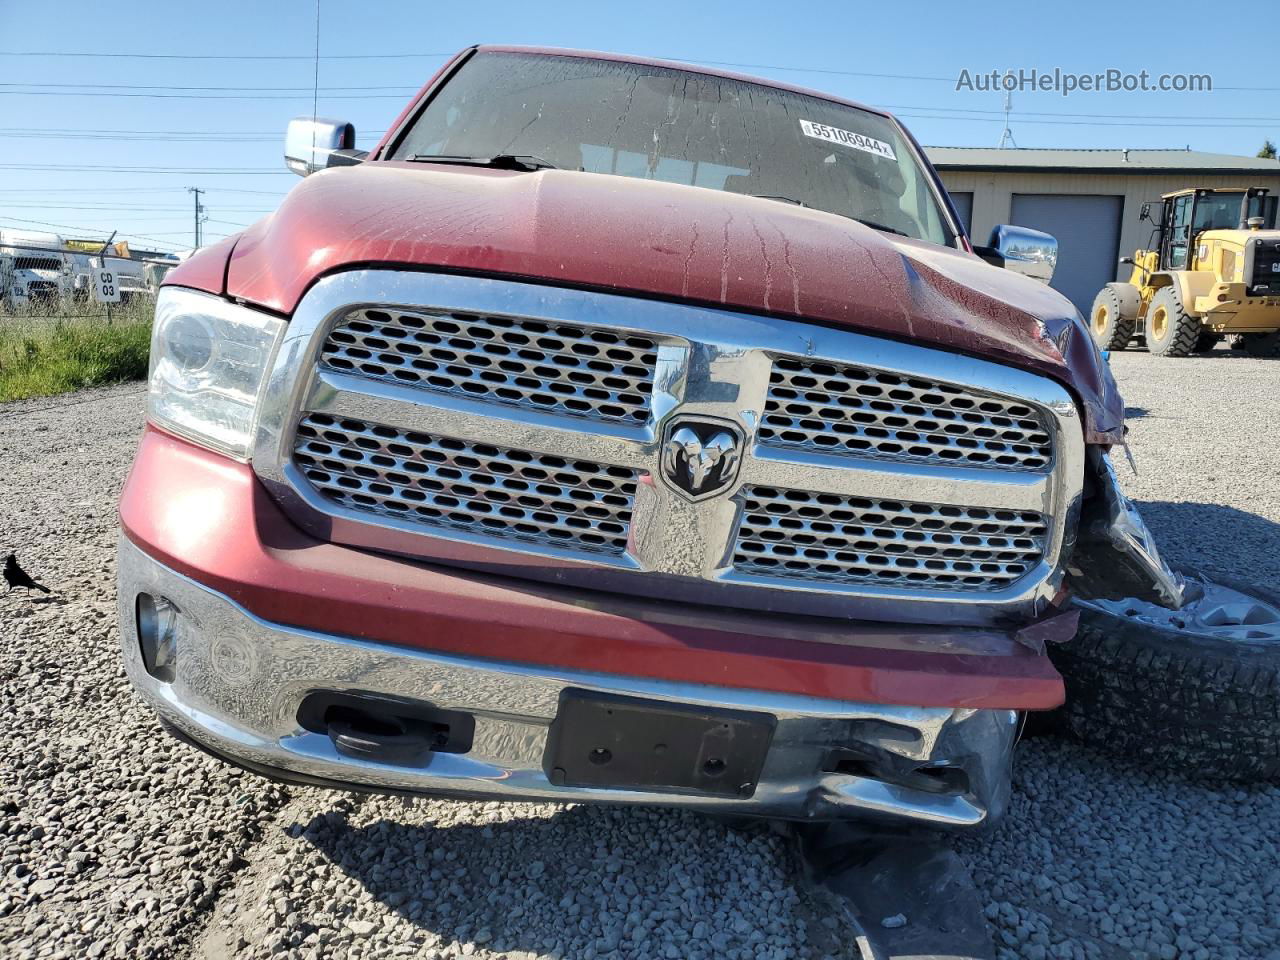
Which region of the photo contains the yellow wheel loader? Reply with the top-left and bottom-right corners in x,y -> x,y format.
1090,187 -> 1280,357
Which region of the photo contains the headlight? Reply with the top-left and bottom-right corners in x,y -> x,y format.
148,287 -> 285,461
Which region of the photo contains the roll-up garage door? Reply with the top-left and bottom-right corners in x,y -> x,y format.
1009,194 -> 1123,315
948,192 -> 974,235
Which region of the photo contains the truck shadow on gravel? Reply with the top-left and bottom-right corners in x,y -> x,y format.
291,803 -> 843,959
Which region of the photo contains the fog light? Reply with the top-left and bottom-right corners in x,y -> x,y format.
136,594 -> 181,683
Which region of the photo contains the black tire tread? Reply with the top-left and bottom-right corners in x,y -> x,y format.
1090,286 -> 1135,351
1145,287 -> 1202,357
1047,572 -> 1280,782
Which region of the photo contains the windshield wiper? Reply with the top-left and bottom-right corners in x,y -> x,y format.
749,194 -> 809,207
407,154 -> 558,172
844,216 -> 908,237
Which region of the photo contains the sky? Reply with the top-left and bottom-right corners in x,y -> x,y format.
2,0 -> 1278,254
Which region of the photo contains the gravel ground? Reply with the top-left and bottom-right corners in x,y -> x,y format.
2,348 -> 1279,960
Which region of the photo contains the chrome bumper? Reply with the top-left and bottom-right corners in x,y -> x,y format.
117,538 -> 1017,830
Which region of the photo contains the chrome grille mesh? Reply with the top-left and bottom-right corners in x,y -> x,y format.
277,275 -> 1082,616
319,307 -> 659,424
732,485 -> 1047,590
759,356 -> 1053,471
292,413 -> 638,555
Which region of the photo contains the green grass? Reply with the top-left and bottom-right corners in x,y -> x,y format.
0,309 -> 153,403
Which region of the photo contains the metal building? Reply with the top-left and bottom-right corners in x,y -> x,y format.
924,148 -> 1280,314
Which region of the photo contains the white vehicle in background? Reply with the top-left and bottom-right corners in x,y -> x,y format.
142,255 -> 182,294
65,240 -> 161,306
0,230 -> 75,309
103,255 -> 151,304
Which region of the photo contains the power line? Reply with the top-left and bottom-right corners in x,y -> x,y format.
0,186 -> 286,195
0,130 -> 285,141
0,215 -> 187,249
0,126 -> 282,134
0,90 -> 411,100
0,212 -> 252,222
1,133 -> 281,142
0,164 -> 290,174
0,82 -> 419,91
0,127 -> 379,143
0,49 -> 451,60
0,203 -> 273,212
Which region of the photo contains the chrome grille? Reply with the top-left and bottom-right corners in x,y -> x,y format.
732,485 -> 1048,590
759,356 -> 1054,471
319,307 -> 659,424
259,272 -> 1087,624
292,413 -> 638,555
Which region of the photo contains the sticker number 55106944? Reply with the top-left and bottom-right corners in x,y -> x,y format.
799,119 -> 897,161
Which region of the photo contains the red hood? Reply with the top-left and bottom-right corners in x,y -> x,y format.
193,162 -> 1122,443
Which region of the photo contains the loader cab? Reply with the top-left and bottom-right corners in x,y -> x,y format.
1147,188 -> 1275,270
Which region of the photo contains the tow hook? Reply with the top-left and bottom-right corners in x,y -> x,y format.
325,707 -> 440,766
296,691 -> 475,768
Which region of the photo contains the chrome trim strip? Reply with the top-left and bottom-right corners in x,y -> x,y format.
314,370 -> 654,468
744,446 -> 1053,511
252,270 -> 1085,627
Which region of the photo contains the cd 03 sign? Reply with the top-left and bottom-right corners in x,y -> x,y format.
93,268 -> 121,304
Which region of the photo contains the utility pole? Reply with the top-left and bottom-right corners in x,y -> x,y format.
998,91 -> 1017,149
188,187 -> 206,248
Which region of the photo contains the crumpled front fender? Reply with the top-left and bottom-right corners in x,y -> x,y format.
1064,447 -> 1184,609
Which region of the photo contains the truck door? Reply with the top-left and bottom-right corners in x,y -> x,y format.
1164,194 -> 1194,269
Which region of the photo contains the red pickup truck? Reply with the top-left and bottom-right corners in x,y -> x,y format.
117,46 -> 1280,830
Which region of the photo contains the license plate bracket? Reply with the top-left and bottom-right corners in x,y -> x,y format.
544,690 -> 775,798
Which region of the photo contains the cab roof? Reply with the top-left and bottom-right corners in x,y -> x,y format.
1160,187 -> 1270,199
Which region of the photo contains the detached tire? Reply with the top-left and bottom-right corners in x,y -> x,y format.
1089,285 -> 1136,351
1144,286 -> 1201,357
1048,570 -> 1280,782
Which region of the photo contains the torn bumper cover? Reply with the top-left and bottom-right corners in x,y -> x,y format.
1066,449 -> 1184,609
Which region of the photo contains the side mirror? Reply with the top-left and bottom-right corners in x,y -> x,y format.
976,225 -> 1058,284
285,117 -> 365,177
1139,202 -> 1152,222
1119,256 -> 1135,265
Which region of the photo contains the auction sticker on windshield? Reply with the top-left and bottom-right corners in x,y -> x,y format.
799,119 -> 897,160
